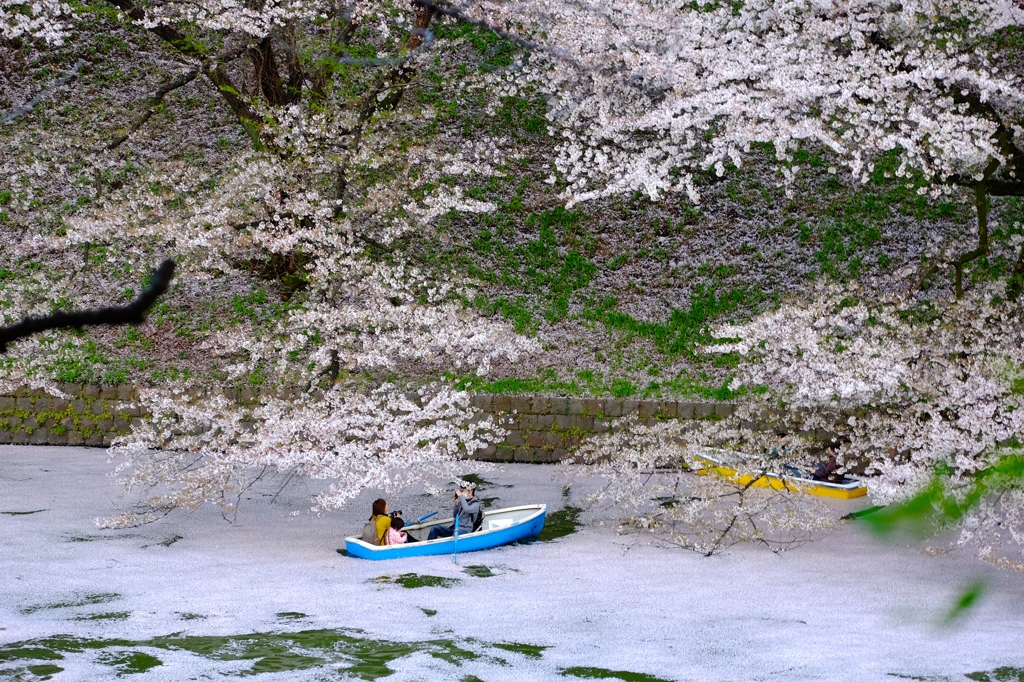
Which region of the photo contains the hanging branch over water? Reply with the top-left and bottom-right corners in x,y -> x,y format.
0,260 -> 176,354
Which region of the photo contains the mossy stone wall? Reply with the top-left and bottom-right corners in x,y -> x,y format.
0,385 -> 736,458
468,394 -> 734,463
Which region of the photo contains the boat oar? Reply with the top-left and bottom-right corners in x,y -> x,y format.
415,512 -> 438,524
453,514 -> 459,565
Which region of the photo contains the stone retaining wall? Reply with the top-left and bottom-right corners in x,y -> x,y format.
0,385 -> 735,457
469,394 -> 733,463
0,384 -> 144,447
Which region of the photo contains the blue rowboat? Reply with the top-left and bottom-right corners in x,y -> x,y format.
344,504 -> 547,560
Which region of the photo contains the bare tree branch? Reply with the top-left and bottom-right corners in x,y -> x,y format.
0,260 -> 176,354
104,67 -> 202,151
0,59 -> 84,124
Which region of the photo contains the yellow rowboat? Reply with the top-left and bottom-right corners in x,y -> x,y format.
694,451 -> 868,499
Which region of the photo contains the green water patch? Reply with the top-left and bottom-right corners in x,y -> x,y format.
142,534 -> 182,548
420,608 -> 438,617
275,612 -> 308,621
20,592 -> 120,615
337,548 -> 348,556
562,666 -> 674,682
0,509 -> 47,516
177,612 -> 206,621
463,565 -> 495,578
71,611 -> 130,622
96,650 -> 163,674
841,505 -> 884,521
967,667 -> 1024,681
370,573 -> 461,589
537,506 -> 583,541
480,496 -> 499,508
460,473 -> 512,489
23,663 -> 63,679
0,629 -> 486,680
64,533 -> 140,543
494,642 -> 547,659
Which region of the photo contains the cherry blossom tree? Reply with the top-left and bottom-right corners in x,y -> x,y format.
2,0 -> 1023,531
577,277 -> 1024,560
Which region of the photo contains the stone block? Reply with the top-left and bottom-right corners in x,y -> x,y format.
117,385 -> 135,401
519,414 -> 537,430
530,396 -> 551,414
695,403 -> 715,419
676,402 -> 695,419
567,398 -> 586,415
16,397 -> 32,411
91,402 -> 105,415
513,447 -> 535,463
555,414 -> 575,431
121,405 -> 141,417
60,416 -> 75,429
98,419 -> 113,431
552,448 -> 570,462
6,416 -> 21,428
84,385 -> 100,398
60,382 -> 83,397
510,395 -> 533,414
475,444 -> 497,459
637,401 -> 659,418
622,399 -> 640,416
593,419 -> 610,434
526,432 -> 545,447
493,445 -> 515,462
52,399 -> 69,413
100,385 -> 117,400
131,417 -> 145,429
71,400 -> 87,414
86,433 -> 104,446
0,397 -> 13,411
67,431 -> 84,445
0,431 -> 11,442
23,417 -> 38,429
536,414 -> 555,429
79,418 -> 96,430
603,400 -> 623,418
577,416 -> 594,432
30,429 -> 49,444
585,398 -> 604,416
101,433 -> 114,446
471,394 -> 492,411
544,431 -> 564,447
550,397 -> 568,415
715,403 -> 735,419
11,431 -> 29,444
659,401 -> 677,419
491,395 -> 511,413
34,398 -> 51,412
504,431 -> 525,447
239,387 -> 255,404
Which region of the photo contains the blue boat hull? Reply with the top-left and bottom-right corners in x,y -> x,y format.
344,504 -> 547,560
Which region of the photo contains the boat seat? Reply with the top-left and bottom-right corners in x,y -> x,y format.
486,518 -> 514,531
